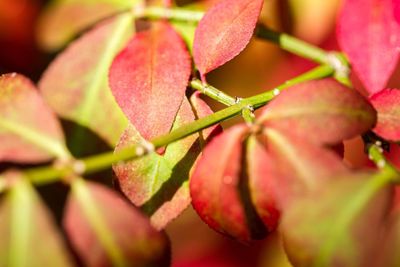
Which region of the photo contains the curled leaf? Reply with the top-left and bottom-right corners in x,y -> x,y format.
109,21 -> 191,141
64,179 -> 170,267
40,14 -> 134,147
193,0 -> 263,78
337,0 -> 400,94
258,79 -> 376,145
0,73 -> 69,163
0,173 -> 74,267
370,88 -> 400,141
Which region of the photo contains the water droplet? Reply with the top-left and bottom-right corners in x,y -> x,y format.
73,160 -> 86,174
223,176 -> 233,185
377,159 -> 386,168
273,88 -> 280,96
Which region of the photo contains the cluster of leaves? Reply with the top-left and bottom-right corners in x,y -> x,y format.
0,0 -> 400,267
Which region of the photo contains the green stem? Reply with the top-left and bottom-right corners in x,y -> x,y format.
190,79 -> 237,106
24,65 -> 334,185
368,144 -> 400,183
134,6 -> 204,22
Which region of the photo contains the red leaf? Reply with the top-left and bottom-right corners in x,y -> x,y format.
337,0 -> 400,95
190,125 -> 251,241
246,135 -> 280,232
190,125 -> 279,242
258,79 -> 376,145
109,21 -> 191,141
0,73 -> 69,163
370,88 -> 400,141
262,129 -> 349,206
64,179 -> 169,267
193,0 -> 263,79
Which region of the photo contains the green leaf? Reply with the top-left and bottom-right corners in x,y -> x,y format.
0,73 -> 70,163
281,172 -> 392,267
64,179 -> 169,267
0,173 -> 75,267
113,94 -> 220,230
37,0 -> 143,51
39,14 -> 134,147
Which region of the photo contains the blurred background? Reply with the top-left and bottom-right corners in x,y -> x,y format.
0,0 -> 388,266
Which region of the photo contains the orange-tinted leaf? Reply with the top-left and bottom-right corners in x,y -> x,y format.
193,0 -> 263,78
36,0 -> 141,51
337,0 -> 400,95
370,89 -> 400,141
40,14 -> 133,147
0,73 -> 69,163
281,173 -> 391,267
258,79 -> 376,145
190,125 -> 279,242
114,94 -> 220,230
0,173 -> 74,267
64,179 -> 169,267
262,129 -> 349,205
109,21 -> 191,141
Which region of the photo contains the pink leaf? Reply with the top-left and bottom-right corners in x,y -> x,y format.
64,179 -> 169,267
109,21 -> 191,141
394,0 -> 400,24
0,73 -> 69,163
337,0 -> 400,95
39,14 -> 133,147
370,88 -> 400,141
258,79 -> 376,145
113,94 -> 220,230
193,0 -> 263,78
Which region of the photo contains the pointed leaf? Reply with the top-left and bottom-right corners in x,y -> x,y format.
258,79 -> 376,145
0,73 -> 69,163
190,125 -> 253,241
337,0 -> 400,94
37,0 -> 141,51
281,173 -> 391,267
109,21 -> 191,141
190,125 -> 279,242
0,173 -> 74,267
193,0 -> 263,77
263,128 -> 349,205
114,94 -> 220,230
370,89 -> 400,141
64,179 -> 169,267
246,135 -> 280,233
40,14 -> 134,147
